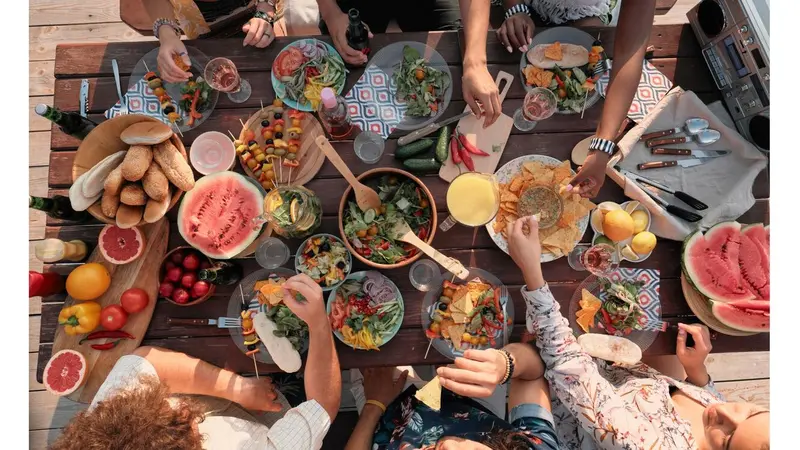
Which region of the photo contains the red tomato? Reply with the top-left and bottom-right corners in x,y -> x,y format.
273,47 -> 305,78
100,305 -> 128,331
120,288 -> 149,314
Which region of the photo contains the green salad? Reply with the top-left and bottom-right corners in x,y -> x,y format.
343,175 -> 432,264
597,279 -> 645,336
550,65 -> 592,113
392,45 -> 450,117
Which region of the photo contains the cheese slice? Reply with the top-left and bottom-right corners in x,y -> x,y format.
414,376 -> 442,411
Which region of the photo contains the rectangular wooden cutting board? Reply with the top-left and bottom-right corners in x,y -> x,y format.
439,71 -> 515,181
50,218 -> 169,403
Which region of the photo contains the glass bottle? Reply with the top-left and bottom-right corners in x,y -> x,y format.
262,186 -> 322,239
29,195 -> 91,222
198,261 -> 243,286
317,87 -> 353,139
345,8 -> 370,56
35,104 -> 97,140
34,238 -> 88,263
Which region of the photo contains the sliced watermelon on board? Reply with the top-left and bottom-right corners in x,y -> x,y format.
711,300 -> 770,332
742,223 -> 770,272
739,233 -> 770,300
682,222 -> 754,303
177,171 -> 265,259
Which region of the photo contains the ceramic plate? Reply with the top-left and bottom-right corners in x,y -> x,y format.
271,39 -> 346,112
590,201 -> 654,263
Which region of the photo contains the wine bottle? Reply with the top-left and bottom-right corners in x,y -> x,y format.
29,195 -> 91,222
345,9 -> 370,56
35,104 -> 97,140
198,261 -> 243,286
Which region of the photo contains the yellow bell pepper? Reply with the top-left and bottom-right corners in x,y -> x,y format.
58,301 -> 101,336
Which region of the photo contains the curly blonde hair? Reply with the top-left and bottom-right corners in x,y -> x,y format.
51,376 -> 205,450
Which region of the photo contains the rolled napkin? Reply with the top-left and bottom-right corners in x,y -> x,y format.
607,88 -> 767,241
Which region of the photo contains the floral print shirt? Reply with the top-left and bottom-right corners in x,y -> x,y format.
523,284 -> 725,450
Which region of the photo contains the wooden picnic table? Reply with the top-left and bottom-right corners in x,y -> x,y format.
36,25 -> 769,385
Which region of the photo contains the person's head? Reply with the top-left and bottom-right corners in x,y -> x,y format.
703,401 -> 769,450
50,376 -> 205,450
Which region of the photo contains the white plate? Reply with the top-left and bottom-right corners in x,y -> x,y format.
590,201 -> 654,263
486,154 -> 589,262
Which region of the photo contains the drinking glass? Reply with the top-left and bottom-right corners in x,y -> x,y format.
255,237 -> 291,269
568,243 -> 619,276
440,172 -> 500,232
353,130 -> 385,164
513,87 -> 558,132
204,57 -> 251,103
409,259 -> 441,292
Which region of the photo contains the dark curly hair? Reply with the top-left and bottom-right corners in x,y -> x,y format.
50,375 -> 206,450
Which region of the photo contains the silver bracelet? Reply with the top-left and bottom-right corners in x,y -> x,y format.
588,137 -> 617,156
153,18 -> 182,40
504,4 -> 530,20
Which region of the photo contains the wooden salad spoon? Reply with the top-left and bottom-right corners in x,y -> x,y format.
315,135 -> 381,212
391,219 -> 469,280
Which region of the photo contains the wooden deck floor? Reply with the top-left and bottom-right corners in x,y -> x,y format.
28,0 -> 767,447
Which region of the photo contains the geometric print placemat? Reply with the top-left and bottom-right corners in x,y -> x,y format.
596,60 -> 673,122
344,65 -> 408,139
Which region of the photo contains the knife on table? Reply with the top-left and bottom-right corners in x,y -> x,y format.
111,59 -> 126,111
637,151 -> 730,171
79,79 -> 89,118
616,167 -> 708,210
651,149 -> 729,157
623,177 -> 703,222
397,110 -> 472,146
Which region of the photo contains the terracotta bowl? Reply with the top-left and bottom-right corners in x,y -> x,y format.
72,114 -> 188,226
158,246 -> 217,307
338,168 -> 438,270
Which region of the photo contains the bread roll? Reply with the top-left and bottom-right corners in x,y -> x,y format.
527,43 -> 589,69
144,191 -> 171,223
577,334 -> 642,365
69,174 -> 101,212
154,141 -> 195,191
82,151 -> 126,198
142,161 -> 170,201
104,165 -> 124,196
120,184 -> 147,206
121,145 -> 154,182
121,121 -> 173,145
116,204 -> 143,229
101,194 -> 121,218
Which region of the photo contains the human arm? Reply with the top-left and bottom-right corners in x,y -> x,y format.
152,0 -> 191,83
242,0 -> 277,48
567,0 -> 656,198
345,367 -> 409,450
317,0 -> 370,65
459,0 -> 501,128
497,0 -> 534,53
131,346 -> 281,411
282,274 -> 342,421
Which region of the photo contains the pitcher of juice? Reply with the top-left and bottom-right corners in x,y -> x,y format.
440,172 -> 500,231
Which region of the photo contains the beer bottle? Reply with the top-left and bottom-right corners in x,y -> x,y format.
29,195 -> 91,222
345,9 -> 370,56
198,261 -> 244,286
35,104 -> 97,140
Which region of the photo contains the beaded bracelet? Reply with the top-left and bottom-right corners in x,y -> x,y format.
153,18 -> 182,40
499,349 -> 515,384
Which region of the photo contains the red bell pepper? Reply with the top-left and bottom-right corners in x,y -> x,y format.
187,89 -> 201,127
456,129 -> 490,156
555,75 -> 565,88
425,329 -> 439,340
282,159 -> 300,168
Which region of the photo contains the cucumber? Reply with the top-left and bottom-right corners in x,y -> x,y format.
364,209 -> 376,223
395,138 -> 434,159
435,126 -> 450,163
403,158 -> 441,172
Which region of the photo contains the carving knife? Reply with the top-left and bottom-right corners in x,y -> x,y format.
79,79 -> 89,118
397,111 -> 472,146
637,151 -> 730,171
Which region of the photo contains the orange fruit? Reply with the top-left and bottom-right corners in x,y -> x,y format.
66,263 -> 111,301
603,210 -> 635,242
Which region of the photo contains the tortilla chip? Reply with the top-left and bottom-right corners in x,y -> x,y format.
580,289 -> 602,310
415,376 -> 442,411
545,41 -> 563,61
552,161 -> 573,185
493,218 -> 506,234
523,161 -> 546,175
509,177 -> 524,194
500,202 -> 518,214
500,191 -> 519,203
532,170 -> 555,187
448,324 -> 466,347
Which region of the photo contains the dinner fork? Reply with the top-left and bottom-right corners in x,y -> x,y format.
167,317 -> 241,328
500,286 -> 510,347
112,59 -> 128,115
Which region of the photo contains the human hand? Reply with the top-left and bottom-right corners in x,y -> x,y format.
325,9 -> 371,66
566,152 -> 609,198
676,323 -> 712,385
497,13 -> 534,53
462,64 -> 500,128
233,376 -> 282,412
282,274 -> 328,331
436,349 -> 506,398
242,18 -> 275,48
435,437 -> 492,450
506,215 -> 542,278
363,367 -> 409,407
157,34 -> 191,83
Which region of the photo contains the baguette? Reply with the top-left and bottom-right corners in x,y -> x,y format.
101,194 -> 121,218
121,121 -> 173,145
144,191 -> 171,223
81,151 -> 126,198
120,184 -> 148,206
69,174 -> 101,212
142,161 -> 170,201
121,145 -> 154,182
104,165 -> 124,196
116,204 -> 143,229
154,141 -> 195,191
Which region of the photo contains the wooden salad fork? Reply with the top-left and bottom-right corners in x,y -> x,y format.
315,135 -> 381,212
391,219 -> 469,280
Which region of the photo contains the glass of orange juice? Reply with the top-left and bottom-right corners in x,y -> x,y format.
440,172 -> 500,231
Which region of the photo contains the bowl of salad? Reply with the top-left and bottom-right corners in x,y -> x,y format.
295,233 -> 352,292
338,168 -> 437,269
327,271 -> 405,351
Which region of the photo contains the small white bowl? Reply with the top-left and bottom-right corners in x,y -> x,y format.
591,201 -> 654,263
190,131 -> 236,175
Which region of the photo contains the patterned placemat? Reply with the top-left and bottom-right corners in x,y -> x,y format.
104,77 -> 172,123
344,65 -> 407,139
596,60 -> 673,122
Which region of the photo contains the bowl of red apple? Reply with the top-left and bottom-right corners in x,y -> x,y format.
158,246 -> 216,306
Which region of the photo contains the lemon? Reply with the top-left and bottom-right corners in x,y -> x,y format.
290,198 -> 300,223
597,201 -> 622,213
631,231 -> 657,255
624,201 -> 640,214
621,245 -> 640,261
602,210 -> 634,242
590,209 -> 605,234
631,210 -> 649,234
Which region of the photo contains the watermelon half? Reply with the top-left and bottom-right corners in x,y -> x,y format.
178,172 -> 265,259
682,222 -> 754,303
43,349 -> 86,397
711,300 -> 770,332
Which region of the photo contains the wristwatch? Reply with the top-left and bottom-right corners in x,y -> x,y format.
504,3 -> 531,20
588,137 -> 617,157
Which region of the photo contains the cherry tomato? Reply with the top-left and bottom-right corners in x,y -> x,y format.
415,68 -> 425,81
356,229 -> 367,238
420,198 -> 429,208
100,305 -> 128,331
368,225 -> 378,236
120,288 -> 149,314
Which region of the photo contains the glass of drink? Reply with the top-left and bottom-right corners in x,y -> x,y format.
440,172 -> 500,231
354,130 -> 385,164
513,87 -> 558,132
190,131 -> 236,175
409,259 -> 441,292
204,57 -> 251,103
568,243 -> 619,276
255,237 -> 291,269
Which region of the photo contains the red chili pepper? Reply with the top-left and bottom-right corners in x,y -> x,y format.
600,308 -> 611,325
80,330 -> 135,345
483,318 -> 502,330
459,146 -> 475,171
493,296 -> 504,322
450,136 -> 462,164
456,129 -> 490,156
91,339 -> 122,351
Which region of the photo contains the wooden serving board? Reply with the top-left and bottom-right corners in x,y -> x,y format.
439,71 -> 515,182
50,219 -> 170,403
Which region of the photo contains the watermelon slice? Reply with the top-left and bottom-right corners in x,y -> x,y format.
43,349 -> 86,397
711,300 -> 770,332
682,222 -> 754,303
178,172 -> 264,259
738,233 -> 770,300
742,223 -> 770,273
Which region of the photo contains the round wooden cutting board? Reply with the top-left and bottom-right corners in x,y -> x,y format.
680,274 -> 756,337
